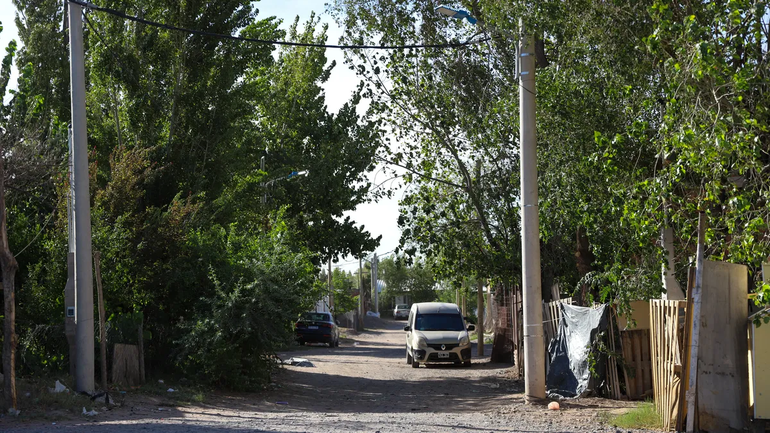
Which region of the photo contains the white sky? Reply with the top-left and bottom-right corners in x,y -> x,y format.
0,1 -> 403,268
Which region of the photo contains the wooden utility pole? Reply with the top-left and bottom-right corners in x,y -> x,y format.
686,212 -> 706,433
93,252 -> 108,391
477,280 -> 485,356
138,317 -> 145,384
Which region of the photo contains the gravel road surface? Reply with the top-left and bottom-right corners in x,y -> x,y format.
2,317 -> 650,432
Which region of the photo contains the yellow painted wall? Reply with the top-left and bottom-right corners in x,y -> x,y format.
617,300 -> 651,330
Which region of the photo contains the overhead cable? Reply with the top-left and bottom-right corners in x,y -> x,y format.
67,0 -> 488,50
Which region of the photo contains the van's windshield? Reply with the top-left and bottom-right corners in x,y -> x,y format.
415,313 -> 465,331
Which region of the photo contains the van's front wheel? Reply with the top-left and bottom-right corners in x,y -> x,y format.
411,358 -> 420,368
406,350 -> 413,365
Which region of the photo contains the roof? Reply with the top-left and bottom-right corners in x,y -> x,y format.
413,302 -> 461,315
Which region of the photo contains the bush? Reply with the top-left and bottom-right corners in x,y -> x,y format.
174,216 -> 320,390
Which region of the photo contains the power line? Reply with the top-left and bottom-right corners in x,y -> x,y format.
67,0 -> 488,51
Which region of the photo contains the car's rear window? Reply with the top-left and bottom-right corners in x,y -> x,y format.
302,313 -> 330,322
396,304 -> 408,309
415,313 -> 465,331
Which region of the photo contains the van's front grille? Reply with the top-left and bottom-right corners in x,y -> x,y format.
428,352 -> 460,361
428,343 -> 458,350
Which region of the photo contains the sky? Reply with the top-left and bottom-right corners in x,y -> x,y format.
0,1 -> 405,271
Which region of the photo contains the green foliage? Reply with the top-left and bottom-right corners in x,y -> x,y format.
5,0 -> 382,384
175,214 -> 320,389
378,256 -> 437,310
332,0 -> 770,311
330,268 -> 359,315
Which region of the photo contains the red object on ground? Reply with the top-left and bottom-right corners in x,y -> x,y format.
548,401 -> 560,411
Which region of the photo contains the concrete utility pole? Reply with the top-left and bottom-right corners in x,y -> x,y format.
69,0 -> 95,393
519,21 -> 546,401
64,129 -> 76,378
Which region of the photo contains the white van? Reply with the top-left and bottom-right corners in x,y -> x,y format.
403,302 -> 475,368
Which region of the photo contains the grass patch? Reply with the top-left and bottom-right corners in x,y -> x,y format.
604,402 -> 662,430
0,375 -> 96,421
133,378 -> 208,405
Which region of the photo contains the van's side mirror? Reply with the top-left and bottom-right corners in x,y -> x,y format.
403,325 -> 411,332
467,324 -> 476,332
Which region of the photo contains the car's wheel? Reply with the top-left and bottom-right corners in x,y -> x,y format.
298,341 -> 305,346
463,360 -> 472,367
411,357 -> 420,368
406,350 -> 413,365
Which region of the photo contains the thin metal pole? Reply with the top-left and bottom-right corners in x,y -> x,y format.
686,212 -> 706,433
358,257 -> 364,331
261,156 -> 266,204
69,1 -> 95,393
372,254 -> 379,314
477,279 -> 484,356
328,257 -> 333,313
519,21 -> 545,401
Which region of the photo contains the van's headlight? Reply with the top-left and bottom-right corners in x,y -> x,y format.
459,335 -> 470,346
416,337 -> 428,349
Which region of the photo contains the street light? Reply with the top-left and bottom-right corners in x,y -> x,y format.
262,169 -> 310,203
435,5 -> 477,24
434,7 -> 545,401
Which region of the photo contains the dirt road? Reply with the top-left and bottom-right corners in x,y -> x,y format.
4,317 -> 647,432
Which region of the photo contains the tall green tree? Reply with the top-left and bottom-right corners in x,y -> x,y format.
7,0 -> 385,385
378,256 -> 436,310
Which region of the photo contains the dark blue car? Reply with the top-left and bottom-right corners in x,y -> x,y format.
295,312 -> 340,347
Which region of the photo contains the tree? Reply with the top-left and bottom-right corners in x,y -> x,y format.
378,256 -> 436,310
0,22 -> 67,408
246,14 -> 382,265
6,0 -> 387,384
330,0 -> 523,290
0,36 -> 20,411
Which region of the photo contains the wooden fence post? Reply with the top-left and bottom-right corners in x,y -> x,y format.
93,251 -> 108,391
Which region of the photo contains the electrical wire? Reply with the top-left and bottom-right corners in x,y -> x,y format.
67,0 -> 489,50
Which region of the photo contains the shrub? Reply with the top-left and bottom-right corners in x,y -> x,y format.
175,216 -> 320,390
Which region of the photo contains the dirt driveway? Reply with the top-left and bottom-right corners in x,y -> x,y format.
3,317 -> 649,432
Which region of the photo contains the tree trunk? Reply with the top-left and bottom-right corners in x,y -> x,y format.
0,151 -> 18,410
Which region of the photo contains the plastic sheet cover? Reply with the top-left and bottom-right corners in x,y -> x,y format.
546,303 -> 608,399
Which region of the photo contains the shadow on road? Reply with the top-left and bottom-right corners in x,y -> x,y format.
235,370 -> 523,414
254,317 -> 521,415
